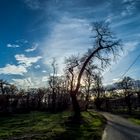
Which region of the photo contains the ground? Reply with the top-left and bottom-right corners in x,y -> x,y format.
101,112 -> 140,140
0,111 -> 106,140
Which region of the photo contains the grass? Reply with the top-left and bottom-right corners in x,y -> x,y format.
128,118 -> 140,125
0,111 -> 106,140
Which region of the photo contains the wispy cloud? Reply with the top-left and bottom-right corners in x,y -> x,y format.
34,64 -> 40,69
122,41 -> 139,56
24,0 -> 42,10
0,64 -> 27,75
16,39 -> 28,44
13,76 -> 48,88
121,0 -> 136,16
42,70 -> 47,73
25,43 -> 38,52
12,77 -> 32,88
7,43 -> 20,48
15,54 -> 42,67
41,17 -> 91,73
103,41 -> 139,84
42,76 -> 48,82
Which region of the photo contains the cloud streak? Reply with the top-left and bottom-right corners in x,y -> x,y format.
41,17 -> 91,73
25,43 -> 38,52
7,44 -> 20,48
24,0 -> 42,10
15,54 -> 42,67
0,64 -> 27,75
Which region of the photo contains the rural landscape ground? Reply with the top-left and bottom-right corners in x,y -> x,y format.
0,111 -> 106,140
0,110 -> 140,140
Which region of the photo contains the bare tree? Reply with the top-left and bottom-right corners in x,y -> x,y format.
93,73 -> 104,110
69,21 -> 122,118
48,58 -> 58,112
65,55 -> 79,93
82,62 -> 97,110
120,76 -> 134,114
64,55 -> 81,117
0,80 -> 11,94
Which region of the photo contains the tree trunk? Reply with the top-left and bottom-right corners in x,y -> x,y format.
52,92 -> 56,113
0,83 -> 5,95
137,92 -> 140,106
94,97 -> 102,110
85,94 -> 89,111
70,92 -> 81,119
125,95 -> 132,114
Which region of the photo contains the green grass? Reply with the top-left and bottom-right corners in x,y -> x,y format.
128,118 -> 140,125
0,111 -> 106,140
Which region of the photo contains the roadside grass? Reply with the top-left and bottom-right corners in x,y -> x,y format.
0,111 -> 106,140
128,117 -> 140,125
127,111 -> 140,125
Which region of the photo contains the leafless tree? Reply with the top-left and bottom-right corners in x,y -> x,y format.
0,80 -> 11,94
82,62 -> 98,110
119,76 -> 134,114
48,58 -> 58,112
68,21 -> 122,118
93,73 -> 104,110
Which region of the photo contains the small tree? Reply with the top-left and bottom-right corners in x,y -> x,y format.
48,58 -> 58,112
93,73 -> 104,110
120,76 -> 134,114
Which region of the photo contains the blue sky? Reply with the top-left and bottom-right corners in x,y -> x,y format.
0,0 -> 140,87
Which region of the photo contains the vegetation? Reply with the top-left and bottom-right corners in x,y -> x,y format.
128,117 -> 140,125
101,76 -> 140,115
0,111 -> 106,140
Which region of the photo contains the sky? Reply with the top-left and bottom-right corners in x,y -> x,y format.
0,0 -> 140,88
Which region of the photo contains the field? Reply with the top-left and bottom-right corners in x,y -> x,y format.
0,111 -> 106,140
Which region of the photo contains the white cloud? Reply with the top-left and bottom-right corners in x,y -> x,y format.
123,41 -> 138,56
0,64 -> 27,75
13,76 -> 48,88
112,78 -> 121,83
7,44 -> 20,48
34,65 -> 40,69
42,76 -> 48,82
12,77 -> 33,88
42,70 -> 47,73
15,54 -> 42,67
25,43 -> 38,52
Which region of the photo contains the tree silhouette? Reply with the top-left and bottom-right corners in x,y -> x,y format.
119,76 -> 134,114
69,21 -> 122,118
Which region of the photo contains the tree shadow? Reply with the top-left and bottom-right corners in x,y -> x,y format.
53,112 -> 102,140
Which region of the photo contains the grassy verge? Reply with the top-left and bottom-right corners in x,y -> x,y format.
0,111 -> 106,140
127,117 -> 140,125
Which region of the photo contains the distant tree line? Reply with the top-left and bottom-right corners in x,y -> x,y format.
98,76 -> 140,114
